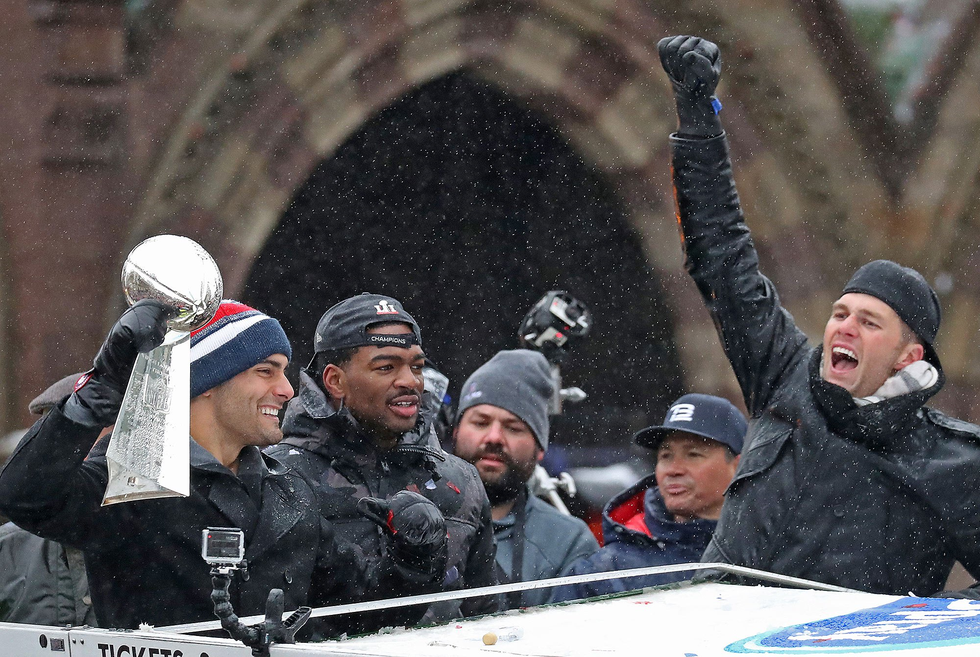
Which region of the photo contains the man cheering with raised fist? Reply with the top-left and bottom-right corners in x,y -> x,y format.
659,34 -> 980,596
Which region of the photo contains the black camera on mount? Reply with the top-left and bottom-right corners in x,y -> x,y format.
203,527 -> 246,571
203,526 -> 310,655
519,291 -> 591,415
518,291 -> 591,364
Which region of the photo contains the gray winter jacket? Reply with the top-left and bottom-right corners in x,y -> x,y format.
492,489 -> 598,608
0,523 -> 96,626
673,133 -> 980,595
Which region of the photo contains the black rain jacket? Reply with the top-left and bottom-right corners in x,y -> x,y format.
673,134 -> 980,596
266,372 -> 498,622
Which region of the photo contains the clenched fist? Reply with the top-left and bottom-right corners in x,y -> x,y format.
64,299 -> 173,427
657,35 -> 723,139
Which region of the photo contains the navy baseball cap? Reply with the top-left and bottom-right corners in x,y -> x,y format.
312,293 -> 422,354
634,393 -> 747,454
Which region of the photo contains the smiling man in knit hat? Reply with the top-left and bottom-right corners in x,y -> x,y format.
659,34 -> 980,596
0,299 -> 445,632
453,349 -> 598,609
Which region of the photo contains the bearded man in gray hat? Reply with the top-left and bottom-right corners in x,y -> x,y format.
659,34 -> 980,596
453,349 -> 598,609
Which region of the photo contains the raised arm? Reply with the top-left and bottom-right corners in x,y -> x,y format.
0,301 -> 171,546
660,36 -> 809,414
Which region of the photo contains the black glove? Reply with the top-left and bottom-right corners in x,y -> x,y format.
658,35 -> 723,139
63,299 -> 173,427
357,490 -> 448,585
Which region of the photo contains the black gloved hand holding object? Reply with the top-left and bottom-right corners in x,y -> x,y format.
357,490 -> 448,584
658,35 -> 723,139
64,299 -> 173,427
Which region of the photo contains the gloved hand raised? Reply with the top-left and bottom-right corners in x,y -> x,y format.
357,490 -> 448,585
64,299 -> 173,427
658,35 -> 723,139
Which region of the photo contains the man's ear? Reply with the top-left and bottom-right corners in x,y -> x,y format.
894,343 -> 925,371
536,448 -> 545,463
322,364 -> 346,400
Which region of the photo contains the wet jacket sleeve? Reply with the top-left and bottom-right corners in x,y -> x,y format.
0,404 -> 109,549
671,134 -> 809,414
460,496 -> 499,617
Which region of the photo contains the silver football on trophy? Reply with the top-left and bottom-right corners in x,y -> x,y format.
121,235 -> 223,332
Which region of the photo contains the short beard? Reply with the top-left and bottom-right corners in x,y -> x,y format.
482,459 -> 537,506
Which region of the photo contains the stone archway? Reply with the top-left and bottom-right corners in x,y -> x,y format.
9,0 -> 980,428
118,0 -> 980,421
243,71 -> 684,450
122,0 -> 776,409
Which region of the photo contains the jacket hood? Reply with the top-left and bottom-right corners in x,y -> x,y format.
601,474 -> 716,550
281,369 -> 436,456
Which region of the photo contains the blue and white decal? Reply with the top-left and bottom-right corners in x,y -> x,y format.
727,597 -> 980,653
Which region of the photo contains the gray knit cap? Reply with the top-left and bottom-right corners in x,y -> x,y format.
456,349 -> 554,450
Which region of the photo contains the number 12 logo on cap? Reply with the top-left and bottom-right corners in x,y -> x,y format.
667,404 -> 696,422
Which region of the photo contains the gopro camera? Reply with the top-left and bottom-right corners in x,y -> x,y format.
518,291 -> 591,364
202,527 -> 245,568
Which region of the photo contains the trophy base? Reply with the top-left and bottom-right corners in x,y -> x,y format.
102,458 -> 189,506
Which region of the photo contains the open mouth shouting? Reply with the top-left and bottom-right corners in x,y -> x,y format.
830,346 -> 859,373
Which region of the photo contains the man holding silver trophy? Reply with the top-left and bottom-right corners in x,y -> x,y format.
0,241 -> 449,633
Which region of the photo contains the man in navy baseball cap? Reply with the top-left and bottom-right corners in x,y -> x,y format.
635,393 -> 745,455
551,393 -> 746,602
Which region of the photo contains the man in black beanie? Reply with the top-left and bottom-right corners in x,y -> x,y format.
453,349 -> 598,609
658,35 -> 980,596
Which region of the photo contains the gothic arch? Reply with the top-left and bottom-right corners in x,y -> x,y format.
121,0 -> 980,408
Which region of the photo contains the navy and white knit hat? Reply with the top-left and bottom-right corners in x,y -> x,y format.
190,300 -> 292,398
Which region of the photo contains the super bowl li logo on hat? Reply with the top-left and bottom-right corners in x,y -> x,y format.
667,404 -> 696,422
375,300 -> 399,315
